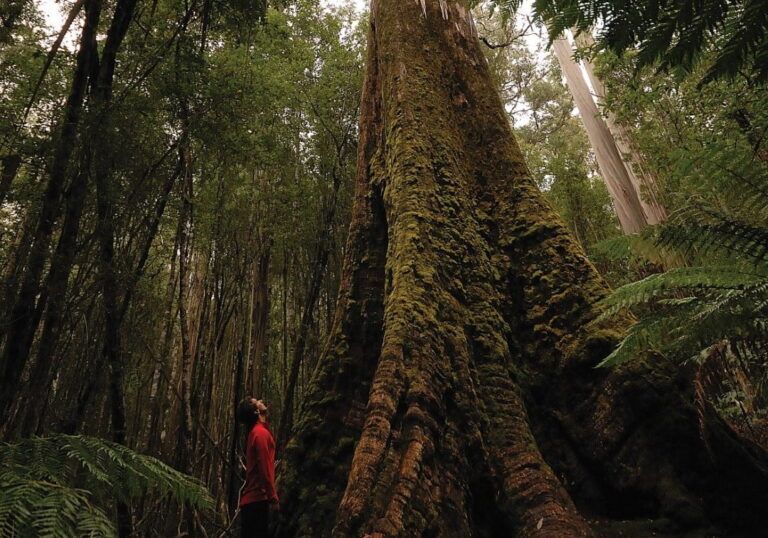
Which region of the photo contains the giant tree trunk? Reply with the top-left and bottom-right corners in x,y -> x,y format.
276,2 -> 768,537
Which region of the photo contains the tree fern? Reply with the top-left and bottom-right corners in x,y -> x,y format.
597,131 -> 768,367
597,205 -> 768,367
0,435 -> 213,537
660,206 -> 768,263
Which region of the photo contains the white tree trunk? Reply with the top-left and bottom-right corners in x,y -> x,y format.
574,32 -> 667,224
553,36 -> 648,233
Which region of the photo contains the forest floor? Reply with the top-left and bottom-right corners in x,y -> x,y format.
590,519 -> 722,538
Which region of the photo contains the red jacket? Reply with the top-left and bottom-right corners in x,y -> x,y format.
240,421 -> 278,506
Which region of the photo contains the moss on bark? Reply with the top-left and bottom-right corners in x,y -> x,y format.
274,1 -> 768,537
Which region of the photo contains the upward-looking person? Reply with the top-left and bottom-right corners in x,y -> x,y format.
236,397 -> 279,538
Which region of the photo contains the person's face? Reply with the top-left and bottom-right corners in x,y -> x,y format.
254,399 -> 268,416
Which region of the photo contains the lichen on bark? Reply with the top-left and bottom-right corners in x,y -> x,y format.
274,1 -> 768,537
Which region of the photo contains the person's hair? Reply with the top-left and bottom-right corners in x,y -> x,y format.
236,397 -> 260,426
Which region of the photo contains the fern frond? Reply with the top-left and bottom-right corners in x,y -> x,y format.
598,317 -> 666,367
702,0 -> 768,83
0,474 -> 115,537
660,207 -> 768,265
0,435 -> 213,537
598,266 -> 764,318
589,228 -> 681,267
521,0 -> 768,84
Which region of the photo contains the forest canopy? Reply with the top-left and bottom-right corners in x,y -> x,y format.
1,0 -> 767,536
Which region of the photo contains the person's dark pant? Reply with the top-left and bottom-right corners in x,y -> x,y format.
241,501 -> 270,538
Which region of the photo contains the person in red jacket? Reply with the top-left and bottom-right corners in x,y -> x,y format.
236,397 -> 279,538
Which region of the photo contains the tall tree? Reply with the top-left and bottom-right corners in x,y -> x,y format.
276,1 -> 768,536
0,0 -> 101,420
573,31 -> 667,224
552,36 -> 649,233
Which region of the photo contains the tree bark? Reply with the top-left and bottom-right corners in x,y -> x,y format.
552,36 -> 649,234
276,2 -> 768,537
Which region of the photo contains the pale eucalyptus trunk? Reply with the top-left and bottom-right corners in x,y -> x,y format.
552,36 -> 649,233
573,32 -> 667,224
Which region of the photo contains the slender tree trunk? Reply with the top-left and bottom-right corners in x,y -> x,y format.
89,2 -> 139,535
177,131 -> 195,471
0,0 -> 101,419
281,254 -> 289,397
573,31 -> 667,224
276,2 -> 768,537
0,154 -> 21,206
118,157 -> 182,321
145,223 -> 180,452
14,160 -> 90,438
250,245 -> 271,396
227,346 -> 246,513
0,213 -> 33,347
277,177 -> 341,449
552,36 -> 648,233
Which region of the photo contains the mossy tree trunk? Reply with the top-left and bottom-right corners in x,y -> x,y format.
275,1 -> 768,536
